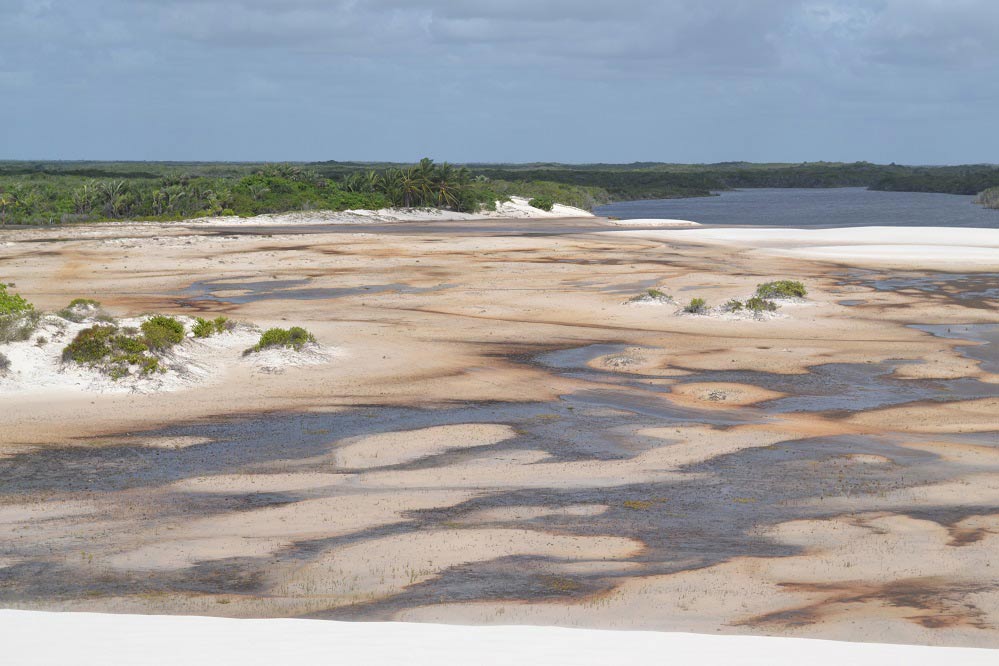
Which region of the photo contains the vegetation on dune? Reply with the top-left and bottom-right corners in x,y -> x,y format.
0,285 -> 38,343
755,280 -> 807,299
683,297 -> 708,314
528,197 -> 555,211
57,298 -> 103,323
0,351 -> 9,374
192,315 -> 233,338
745,297 -> 779,313
977,186 -> 999,209
245,326 -> 316,354
724,299 -> 744,312
62,315 -> 185,379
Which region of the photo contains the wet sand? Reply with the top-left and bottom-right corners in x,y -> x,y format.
0,218 -> 997,648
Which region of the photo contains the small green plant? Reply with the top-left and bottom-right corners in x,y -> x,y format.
528,197 -> 555,212
745,297 -> 779,313
68,298 -> 100,308
245,326 -> 316,354
0,285 -> 39,343
724,299 -> 744,312
647,288 -> 668,299
193,315 -> 233,338
755,280 -> 807,299
683,297 -> 707,314
141,316 -> 185,350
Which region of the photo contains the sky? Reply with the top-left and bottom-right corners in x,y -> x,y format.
2,0 -> 998,164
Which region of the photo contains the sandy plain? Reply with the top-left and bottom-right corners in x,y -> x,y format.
0,213 -> 997,648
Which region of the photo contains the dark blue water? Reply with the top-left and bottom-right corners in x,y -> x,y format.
595,187 -> 999,228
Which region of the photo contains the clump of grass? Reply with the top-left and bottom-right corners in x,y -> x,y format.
193,315 -> 233,338
57,298 -> 103,323
683,297 -> 707,314
245,326 -> 316,354
755,280 -> 807,299
0,285 -> 39,343
62,316 -> 185,379
745,296 -> 779,314
724,299 -> 744,312
140,316 -> 185,350
0,351 -> 10,374
628,288 -> 672,304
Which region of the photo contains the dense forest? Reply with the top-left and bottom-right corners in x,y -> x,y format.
1,159 -> 997,225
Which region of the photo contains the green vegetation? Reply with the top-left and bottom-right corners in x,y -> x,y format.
62,324 -> 165,378
745,297 -> 779,313
647,288 -> 669,300
0,285 -> 38,343
684,297 -> 708,314
977,186 -> 999,209
140,316 -> 185,350
724,299 -> 744,312
3,159 -> 998,225
57,298 -> 102,323
245,326 -> 316,354
62,315 -> 185,379
755,280 -> 807,299
193,315 -> 233,338
528,197 -> 554,211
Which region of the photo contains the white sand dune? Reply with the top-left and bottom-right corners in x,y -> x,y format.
2,611 -> 995,666
605,226 -> 999,269
605,217 -> 701,227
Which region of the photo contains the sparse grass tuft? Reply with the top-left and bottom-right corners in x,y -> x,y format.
745,296 -> 779,313
245,326 -> 316,354
683,297 -> 707,314
724,299 -> 744,312
57,298 -> 103,323
755,280 -> 807,299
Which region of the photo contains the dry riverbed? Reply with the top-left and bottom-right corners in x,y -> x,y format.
0,216 -> 997,648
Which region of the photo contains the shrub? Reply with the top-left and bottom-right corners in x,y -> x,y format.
141,316 -> 185,350
193,315 -> 234,338
745,297 -> 779,313
58,298 -> 102,323
246,326 -> 316,354
684,297 -> 707,314
0,352 -> 9,374
62,324 -> 163,378
528,197 -> 555,212
755,280 -> 807,299
0,285 -> 33,316
724,299 -> 744,312
647,288 -> 668,300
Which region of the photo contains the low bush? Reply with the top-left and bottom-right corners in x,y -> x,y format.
62,324 -> 162,378
0,285 -> 39,343
245,326 -> 316,354
684,297 -> 707,314
193,315 -> 233,338
745,297 -> 779,313
58,298 -> 103,323
141,316 -> 185,350
647,288 -> 668,300
528,197 -> 555,212
755,280 -> 807,299
724,299 -> 744,312
0,351 -> 10,373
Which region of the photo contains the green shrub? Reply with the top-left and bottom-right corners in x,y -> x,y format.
684,297 -> 707,314
647,288 -> 668,300
528,197 -> 555,212
0,285 -> 33,316
755,280 -> 807,299
193,315 -> 234,338
141,316 -> 185,350
68,298 -> 100,308
246,326 -> 316,354
725,299 -> 744,312
62,324 -> 165,377
58,298 -> 103,323
745,297 -> 779,313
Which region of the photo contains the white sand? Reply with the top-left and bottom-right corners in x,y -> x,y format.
605,226 -> 999,269
332,423 -> 517,469
606,218 -> 701,227
168,196 -> 593,227
2,611 -> 995,666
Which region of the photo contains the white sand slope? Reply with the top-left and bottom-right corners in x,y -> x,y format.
1,611 -> 995,666
605,226 -> 999,269
606,218 -> 701,227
